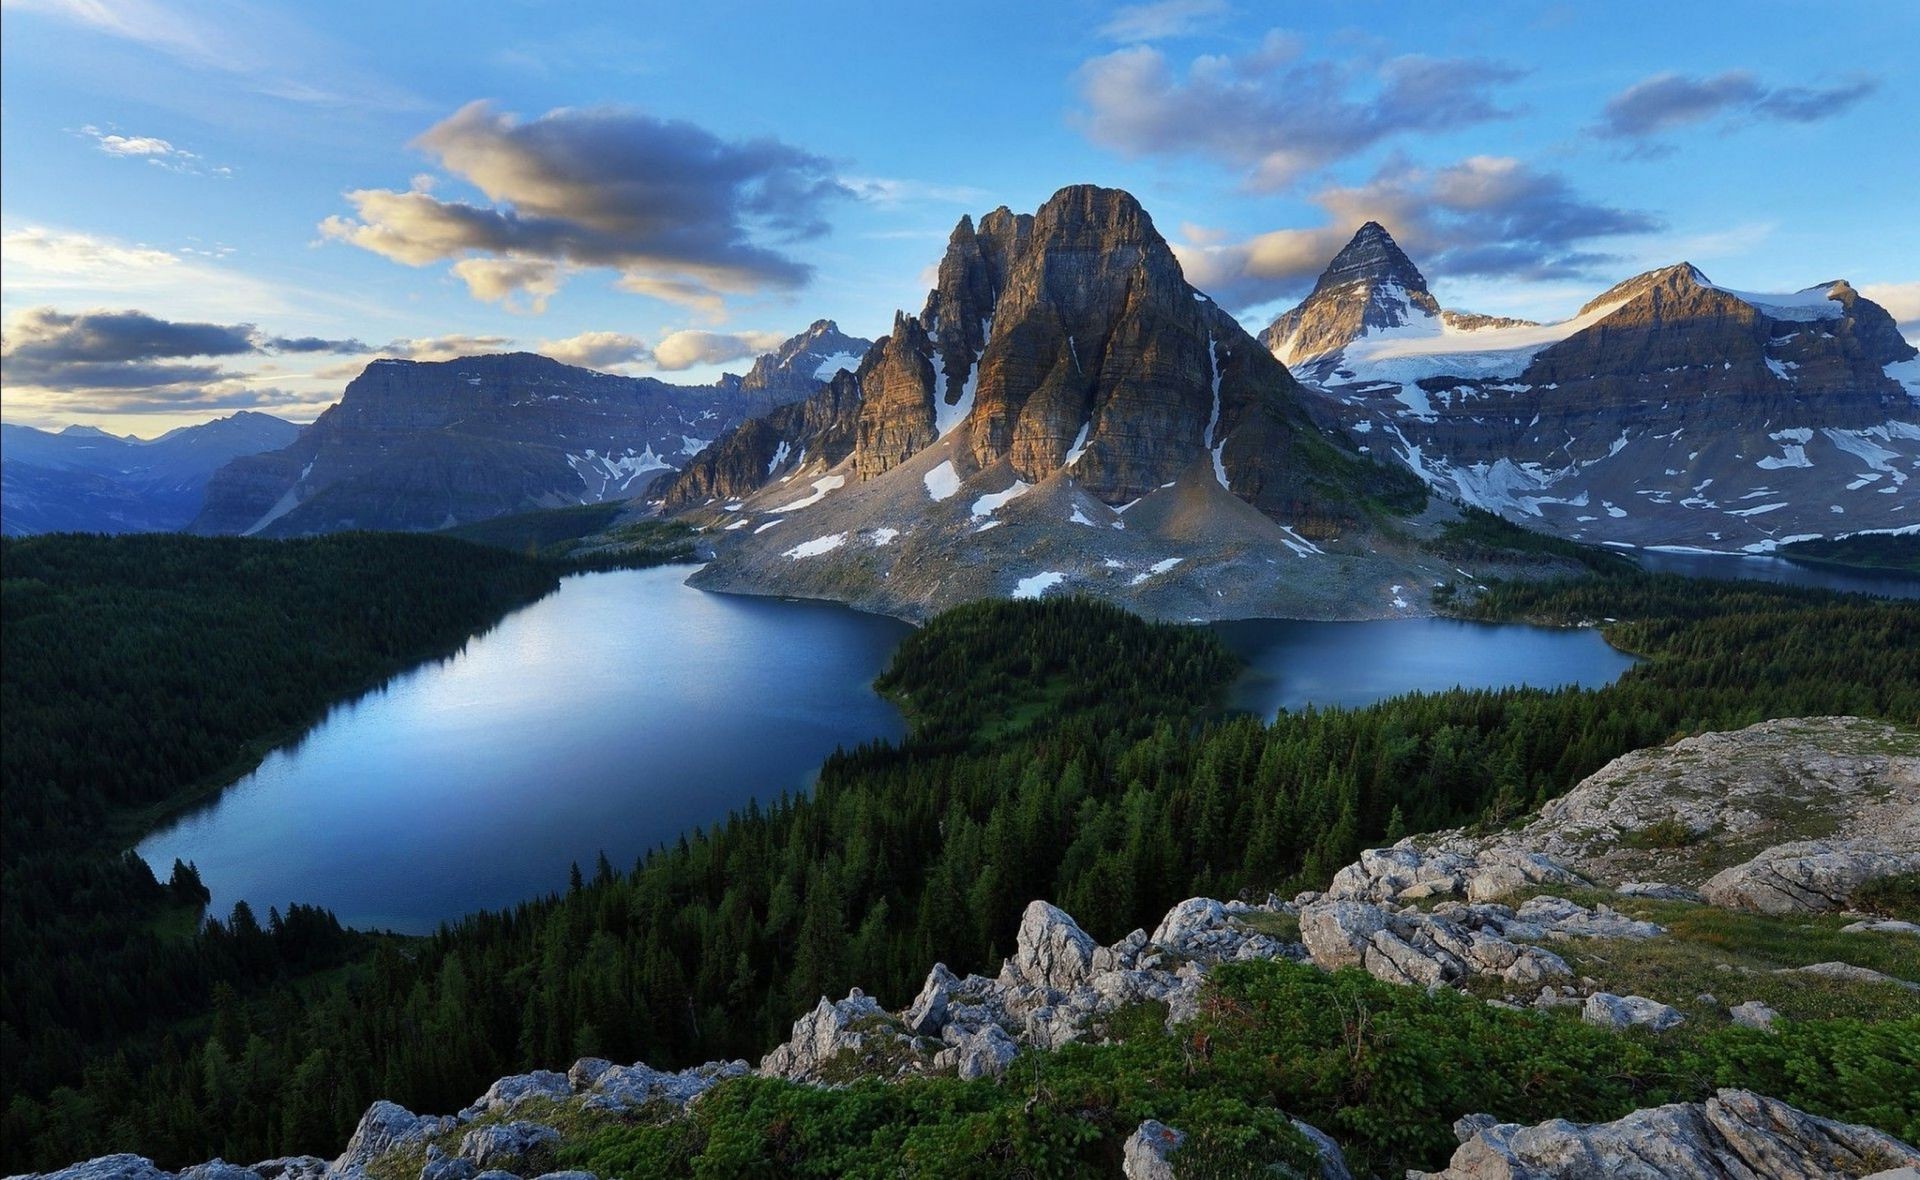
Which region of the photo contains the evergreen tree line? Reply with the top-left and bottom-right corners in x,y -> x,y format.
4,569 -> 1914,1166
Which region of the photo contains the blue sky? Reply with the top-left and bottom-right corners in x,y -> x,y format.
3,0 -> 1915,434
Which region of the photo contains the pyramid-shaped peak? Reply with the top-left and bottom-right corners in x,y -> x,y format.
1315,221 -> 1430,296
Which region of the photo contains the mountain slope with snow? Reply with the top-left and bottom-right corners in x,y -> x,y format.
1265,228 -> 1918,554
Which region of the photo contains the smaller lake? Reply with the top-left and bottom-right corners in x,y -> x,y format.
1213,617 -> 1638,717
1633,550 -> 1920,600
138,567 -> 911,934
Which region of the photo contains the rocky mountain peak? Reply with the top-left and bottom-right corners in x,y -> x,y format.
740,320 -> 873,393
1259,221 -> 1442,374
1319,220 -> 1431,296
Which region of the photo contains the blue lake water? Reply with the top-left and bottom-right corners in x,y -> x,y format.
138,566 -> 913,933
1213,617 -> 1638,717
142,571 -> 1659,933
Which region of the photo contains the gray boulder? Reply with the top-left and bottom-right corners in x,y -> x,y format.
177,1163 -> 261,1180
1703,842 -> 1920,915
335,1102 -> 456,1172
1777,961 -> 1920,991
29,1157 -> 174,1180
1843,919 -> 1920,937
1409,1088 -> 1920,1179
1298,899 -> 1391,971
1150,897 -> 1297,965
585,1058 -> 748,1112
1291,1118 -> 1354,1180
417,1146 -> 474,1180
1002,901 -> 1098,990
458,1070 -> 570,1120
247,1160 -> 327,1180
565,1057 -> 613,1091
904,963 -> 958,1035
1730,1000 -> 1780,1032
1582,992 -> 1687,1032
759,989 -> 919,1082
934,1022 -> 1018,1080
1122,1120 -> 1185,1180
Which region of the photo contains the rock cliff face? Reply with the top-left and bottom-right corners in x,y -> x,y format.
191,323 -> 868,538
1262,226 -> 1919,553
667,185 -> 1412,525
660,186 -> 1457,622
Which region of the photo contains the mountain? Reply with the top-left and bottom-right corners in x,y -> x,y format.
190,324 -> 869,537
1259,222 -> 1535,382
1262,226 -> 1920,554
658,185 -> 1544,622
1,412 -> 300,535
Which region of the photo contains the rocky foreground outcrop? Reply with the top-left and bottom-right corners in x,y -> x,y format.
25,719 -> 1918,1180
1408,1089 -> 1920,1180
1413,716 -> 1920,906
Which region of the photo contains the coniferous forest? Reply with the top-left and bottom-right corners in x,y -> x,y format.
2,529 -> 1916,1168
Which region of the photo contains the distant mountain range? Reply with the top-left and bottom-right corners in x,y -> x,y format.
1,413 -> 301,535
1260,222 -> 1918,553
13,187 -> 1914,606
186,321 -> 870,537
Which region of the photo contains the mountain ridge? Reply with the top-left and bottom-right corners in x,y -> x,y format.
188,323 -> 870,538
1260,224 -> 1918,554
1,412 -> 301,535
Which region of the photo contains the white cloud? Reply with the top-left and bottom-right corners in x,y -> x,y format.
650,329 -> 785,371
76,123 -> 230,176
1861,282 -> 1920,340
537,330 -> 650,370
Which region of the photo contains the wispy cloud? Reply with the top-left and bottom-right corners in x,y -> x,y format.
321,102 -> 852,317
1073,38 -> 1524,190
1098,0 -> 1230,43
76,123 -> 231,176
8,0 -> 420,109
1593,70 -> 1877,147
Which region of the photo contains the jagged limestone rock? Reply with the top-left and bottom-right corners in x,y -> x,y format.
417,1146 -> 473,1180
758,989 -> 921,1083
335,1102 -> 456,1173
933,1023 -> 1019,1080
457,1069 -> 570,1119
1407,1089 -> 1920,1179
582,1059 -> 748,1113
456,1122 -> 560,1173
904,962 -> 959,1035
23,1157 -> 176,1180
1003,900 -> 1098,990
